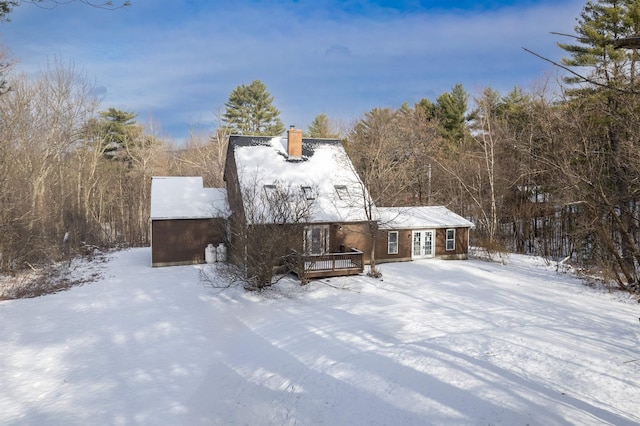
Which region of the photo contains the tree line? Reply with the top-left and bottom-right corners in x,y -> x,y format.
348,0 -> 640,293
2,0 -> 640,293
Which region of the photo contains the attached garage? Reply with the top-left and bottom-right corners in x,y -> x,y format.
375,206 -> 475,263
150,177 -> 229,267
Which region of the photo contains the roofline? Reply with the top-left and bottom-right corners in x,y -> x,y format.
378,223 -> 474,230
228,134 -> 343,146
150,215 -> 225,220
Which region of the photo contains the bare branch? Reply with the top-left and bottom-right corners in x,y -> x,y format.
522,47 -> 640,94
26,0 -> 130,11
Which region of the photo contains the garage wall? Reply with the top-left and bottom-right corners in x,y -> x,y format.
151,218 -> 227,266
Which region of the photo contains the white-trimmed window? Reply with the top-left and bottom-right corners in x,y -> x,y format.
446,229 -> 456,251
387,231 -> 399,254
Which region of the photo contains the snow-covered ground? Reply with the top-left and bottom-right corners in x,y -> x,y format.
1,248 -> 639,425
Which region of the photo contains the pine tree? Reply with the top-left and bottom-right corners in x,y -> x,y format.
307,113 -> 338,138
435,83 -> 470,146
83,108 -> 141,160
223,80 -> 285,136
559,0 -> 640,89
415,98 -> 437,120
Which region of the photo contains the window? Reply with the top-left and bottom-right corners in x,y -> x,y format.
446,229 -> 455,251
301,186 -> 315,200
334,185 -> 349,200
263,184 -> 277,199
387,231 -> 399,254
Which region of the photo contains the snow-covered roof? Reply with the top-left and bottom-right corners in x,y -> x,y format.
150,176 -> 229,220
377,206 -> 475,229
230,136 -> 373,224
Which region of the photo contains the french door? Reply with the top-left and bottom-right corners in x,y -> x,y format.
412,230 -> 434,259
304,225 -> 329,255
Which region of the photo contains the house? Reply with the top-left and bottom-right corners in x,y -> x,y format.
376,206 -> 475,262
150,128 -> 475,278
150,176 -> 229,267
223,127 -> 374,279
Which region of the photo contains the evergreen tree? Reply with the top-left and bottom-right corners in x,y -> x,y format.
307,113 -> 338,138
223,80 -> 285,136
83,108 -> 141,160
100,108 -> 137,144
559,0 -> 640,89
435,83 -> 470,145
496,87 -> 530,119
415,98 -> 437,120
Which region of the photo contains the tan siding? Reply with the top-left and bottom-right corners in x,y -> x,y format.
435,227 -> 469,259
375,229 -> 412,262
334,222 -> 374,262
376,227 -> 470,262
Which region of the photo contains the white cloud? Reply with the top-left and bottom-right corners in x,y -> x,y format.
0,0 -> 585,141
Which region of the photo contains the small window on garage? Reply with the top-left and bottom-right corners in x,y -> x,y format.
388,231 -> 399,254
446,229 -> 455,251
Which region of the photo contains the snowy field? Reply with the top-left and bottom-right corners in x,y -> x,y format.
1,248 -> 639,426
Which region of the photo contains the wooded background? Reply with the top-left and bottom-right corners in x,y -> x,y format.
2,0 -> 640,292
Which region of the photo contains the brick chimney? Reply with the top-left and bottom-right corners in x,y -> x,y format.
287,125 -> 303,159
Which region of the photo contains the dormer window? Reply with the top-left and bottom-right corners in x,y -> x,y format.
334,185 -> 349,200
263,184 -> 277,199
301,186 -> 315,200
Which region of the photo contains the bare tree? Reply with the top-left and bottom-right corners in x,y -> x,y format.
523,83 -> 640,291
227,170 -> 316,289
0,60 -> 174,274
461,89 -> 502,247
168,110 -> 229,187
0,60 -> 99,268
345,108 -> 423,276
0,45 -> 12,95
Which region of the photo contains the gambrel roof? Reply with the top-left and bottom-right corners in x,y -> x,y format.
227,135 -> 374,224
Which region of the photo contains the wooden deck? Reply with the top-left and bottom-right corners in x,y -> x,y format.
301,248 -> 364,279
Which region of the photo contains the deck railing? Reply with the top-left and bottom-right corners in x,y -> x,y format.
301,248 -> 364,278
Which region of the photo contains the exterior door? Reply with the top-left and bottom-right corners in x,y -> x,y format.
412,230 -> 434,259
304,225 -> 329,255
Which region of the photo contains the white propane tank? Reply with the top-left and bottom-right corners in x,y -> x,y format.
216,243 -> 227,262
205,244 -> 216,264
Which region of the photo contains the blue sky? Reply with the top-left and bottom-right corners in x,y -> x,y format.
0,0 -> 585,142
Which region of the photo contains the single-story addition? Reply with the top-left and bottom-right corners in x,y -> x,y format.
150,176 -> 229,267
375,206 -> 475,262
